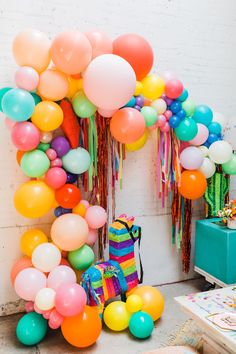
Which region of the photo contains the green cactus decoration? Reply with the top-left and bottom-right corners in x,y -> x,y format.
204,172 -> 230,217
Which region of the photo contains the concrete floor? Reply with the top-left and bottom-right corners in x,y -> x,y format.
0,278 -> 205,354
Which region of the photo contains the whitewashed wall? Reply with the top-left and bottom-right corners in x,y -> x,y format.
0,0 -> 236,313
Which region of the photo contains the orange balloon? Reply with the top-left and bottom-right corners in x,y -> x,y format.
61,305 -> 102,348
73,203 -> 87,217
113,34 -> 154,80
16,150 -> 25,165
110,108 -> 146,144
10,256 -> 33,284
38,69 -> 69,101
178,170 -> 207,200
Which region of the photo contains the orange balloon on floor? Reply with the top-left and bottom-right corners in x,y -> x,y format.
61,305 -> 102,348
178,170 -> 207,200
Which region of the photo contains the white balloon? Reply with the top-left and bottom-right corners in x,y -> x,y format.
212,111 -> 227,129
40,131 -> 53,143
198,146 -> 209,157
151,98 -> 167,114
200,158 -> 216,178
209,141 -> 233,164
32,243 -> 61,272
35,287 -> 56,311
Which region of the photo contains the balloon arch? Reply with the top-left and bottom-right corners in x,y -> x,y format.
1,29 -> 235,347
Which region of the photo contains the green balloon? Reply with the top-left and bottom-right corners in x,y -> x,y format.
182,99 -> 196,117
37,143 -> 50,152
72,92 -> 97,118
141,106 -> 158,127
62,147 -> 91,174
21,150 -> 50,177
0,87 -> 12,111
129,311 -> 154,339
16,312 -> 47,346
174,118 -> 198,141
68,244 -> 95,270
222,154 -> 236,175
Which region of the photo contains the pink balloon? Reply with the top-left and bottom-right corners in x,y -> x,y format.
15,66 -> 39,91
161,122 -> 170,133
55,283 -> 87,317
165,79 -> 183,99
47,265 -> 76,290
161,71 -> 176,83
156,115 -> 166,127
86,228 -> 98,246
85,31 -> 113,59
50,158 -> 62,168
45,167 -> 67,189
43,309 -> 52,319
25,301 -> 34,313
49,309 -> 64,329
98,108 -> 117,117
80,200 -> 90,209
180,146 -> 204,170
189,123 -> 209,146
164,110 -> 172,120
85,206 -> 107,229
34,303 -> 43,314
11,122 -> 40,151
83,54 -> 136,110
4,117 -> 16,130
14,267 -> 46,301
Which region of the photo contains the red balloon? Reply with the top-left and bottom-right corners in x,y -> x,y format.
113,34 -> 154,80
55,184 -> 81,209
165,79 -> 183,99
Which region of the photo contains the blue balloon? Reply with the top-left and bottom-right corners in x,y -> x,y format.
54,206 -> 72,217
207,133 -> 219,145
208,122 -> 222,135
177,88 -> 188,102
129,311 -> 154,339
203,141 -> 210,148
31,92 -> 42,105
66,172 -> 78,184
62,147 -> 91,174
192,105 -> 213,126
169,101 -> 182,114
169,115 -> 181,128
0,87 -> 12,112
2,88 -> 35,122
124,96 -> 136,107
177,109 -> 186,120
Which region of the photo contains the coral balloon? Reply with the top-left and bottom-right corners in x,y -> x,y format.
15,66 -> 39,91
12,29 -> 51,72
51,31 -> 92,75
32,243 -> 61,273
10,257 -> 33,284
20,229 -> 48,257
165,79 -> 183,99
85,31 -> 113,58
14,181 -> 55,218
45,167 -> 67,189
55,283 -> 87,317
110,108 -> 146,144
38,69 -> 69,101
113,33 -> 153,80
51,214 -> 89,251
11,122 -> 40,151
104,301 -> 131,331
85,206 -> 107,229
61,305 -> 102,348
47,265 -> 76,290
178,170 -> 207,200
83,54 -> 136,110
14,268 -> 47,301
126,130 -> 148,152
55,184 -> 81,209
48,309 -> 64,329
31,101 -> 63,132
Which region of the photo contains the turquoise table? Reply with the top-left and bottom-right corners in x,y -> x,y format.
195,218 -> 236,286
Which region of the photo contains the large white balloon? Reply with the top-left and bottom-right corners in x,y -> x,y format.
32,243 -> 61,272
35,287 -> 56,311
200,158 -> 216,178
208,141 -> 233,164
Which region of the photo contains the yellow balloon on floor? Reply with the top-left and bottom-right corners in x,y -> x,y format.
104,301 -> 131,331
20,229 -> 48,257
130,286 -> 164,321
126,130 -> 148,151
14,181 -> 55,218
141,74 -> 165,100
126,294 -> 143,313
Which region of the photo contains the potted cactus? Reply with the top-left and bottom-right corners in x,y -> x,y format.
218,200 -> 236,229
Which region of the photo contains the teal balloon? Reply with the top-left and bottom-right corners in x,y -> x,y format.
31,92 -> 42,105
62,147 -> 91,174
182,99 -> 196,117
193,105 -> 213,126
141,106 -> 158,127
222,154 -> 236,175
177,88 -> 188,102
16,312 -> 47,346
72,92 -> 96,118
129,311 -> 154,339
68,245 -> 95,270
208,122 -> 222,135
2,88 -> 35,122
37,143 -> 50,152
125,96 -> 136,107
174,118 -> 198,141
21,150 -> 50,177
0,87 -> 11,111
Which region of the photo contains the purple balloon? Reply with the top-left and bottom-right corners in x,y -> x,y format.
135,95 -> 144,107
66,172 -> 78,183
51,137 -> 70,157
165,97 -> 174,106
134,105 -> 141,111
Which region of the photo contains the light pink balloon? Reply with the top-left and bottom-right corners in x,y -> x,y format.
34,303 -> 43,314
85,31 -> 113,59
189,123 -> 209,146
85,206 -> 107,229
156,115 -> 166,127
161,71 -> 176,83
55,283 -> 87,317
11,122 -> 40,151
43,309 -> 52,319
45,167 -> 67,189
25,301 -> 34,313
4,117 -> 16,130
14,267 -> 46,301
180,146 -> 204,170
15,66 -> 39,91
86,228 -> 98,246
98,108 -> 117,117
47,265 -> 76,290
49,309 -> 64,329
80,200 -> 90,209
83,54 -> 136,110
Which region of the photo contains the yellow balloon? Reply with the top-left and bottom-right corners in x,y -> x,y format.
134,81 -> 143,96
77,78 -> 83,90
66,77 -> 80,100
126,294 -> 143,313
72,203 -> 87,217
104,301 -> 131,331
31,101 -> 63,132
126,130 -> 148,151
14,181 -> 55,218
141,75 -> 165,100
20,229 -> 48,257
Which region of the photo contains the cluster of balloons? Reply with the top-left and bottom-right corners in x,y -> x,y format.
104,286 -> 164,339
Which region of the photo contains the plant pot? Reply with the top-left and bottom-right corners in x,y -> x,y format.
227,219 -> 236,229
